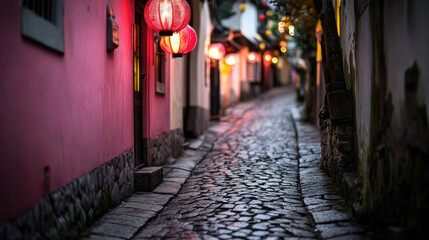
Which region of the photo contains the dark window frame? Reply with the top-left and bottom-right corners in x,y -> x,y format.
21,0 -> 64,53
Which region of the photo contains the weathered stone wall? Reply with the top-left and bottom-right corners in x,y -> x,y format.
321,0 -> 429,237
0,149 -> 134,240
149,131 -> 171,166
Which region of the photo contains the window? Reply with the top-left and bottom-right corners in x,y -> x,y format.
22,0 -> 64,53
154,33 -> 166,94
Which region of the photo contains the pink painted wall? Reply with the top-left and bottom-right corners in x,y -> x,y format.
0,0 -> 134,223
140,21 -> 171,139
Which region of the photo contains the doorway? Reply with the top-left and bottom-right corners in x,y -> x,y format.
133,10 -> 145,167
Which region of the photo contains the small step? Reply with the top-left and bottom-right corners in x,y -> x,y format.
134,166 -> 163,192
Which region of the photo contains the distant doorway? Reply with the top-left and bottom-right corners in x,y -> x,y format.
210,61 -> 221,119
133,10 -> 145,167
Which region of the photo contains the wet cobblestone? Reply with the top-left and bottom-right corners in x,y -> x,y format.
129,88 -> 371,239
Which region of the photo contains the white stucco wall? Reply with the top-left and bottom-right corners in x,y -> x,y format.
189,0 -> 211,110
170,57 -> 186,130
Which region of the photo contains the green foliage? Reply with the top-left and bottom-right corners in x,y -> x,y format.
269,0 -> 318,54
216,0 -> 238,20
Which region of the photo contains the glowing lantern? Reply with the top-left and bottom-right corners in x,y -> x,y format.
289,25 -> 295,36
280,46 -> 287,53
278,22 -> 285,33
262,2 -> 269,7
247,52 -> 257,63
266,10 -> 273,17
259,14 -> 266,21
280,40 -> 287,47
208,43 -> 226,60
272,57 -> 278,64
265,29 -> 272,37
224,53 -> 238,66
144,0 -> 191,36
259,43 -> 266,50
264,53 -> 272,62
160,25 -> 197,57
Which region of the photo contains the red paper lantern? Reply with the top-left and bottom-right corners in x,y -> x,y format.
208,43 -> 226,60
264,53 -> 272,62
259,14 -> 266,21
144,0 -> 191,36
247,52 -> 257,63
262,2 -> 269,8
224,53 -> 238,66
160,25 -> 197,57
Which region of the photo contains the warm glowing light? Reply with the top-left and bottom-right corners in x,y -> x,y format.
144,0 -> 191,36
264,54 -> 272,62
259,14 -> 266,21
208,43 -> 226,60
247,52 -> 257,63
262,2 -> 269,8
259,43 -> 266,50
280,40 -> 287,47
278,22 -> 285,33
289,25 -> 295,36
272,57 -> 278,64
336,0 -> 341,36
266,10 -> 273,17
280,46 -> 287,53
273,50 -> 280,56
160,25 -> 197,57
240,2 -> 246,12
265,29 -> 272,37
281,16 -> 287,22
224,53 -> 238,66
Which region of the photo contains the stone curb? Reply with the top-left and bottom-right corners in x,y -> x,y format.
290,107 -> 372,239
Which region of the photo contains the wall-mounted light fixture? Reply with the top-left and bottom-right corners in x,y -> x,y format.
160,25 -> 197,57
144,0 -> 191,36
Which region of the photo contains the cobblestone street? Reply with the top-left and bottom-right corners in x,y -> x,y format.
85,88 -> 370,240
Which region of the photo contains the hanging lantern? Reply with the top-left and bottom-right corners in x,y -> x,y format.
224,53 -> 238,66
288,25 -> 295,36
160,25 -> 197,58
208,43 -> 226,60
259,43 -> 266,51
144,0 -> 191,36
247,52 -> 257,63
280,40 -> 287,47
264,53 -> 272,62
262,2 -> 269,8
259,14 -> 266,21
265,29 -> 272,37
266,10 -> 273,18
272,57 -> 279,64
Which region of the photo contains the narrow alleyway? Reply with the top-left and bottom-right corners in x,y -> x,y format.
85,88 -> 370,240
